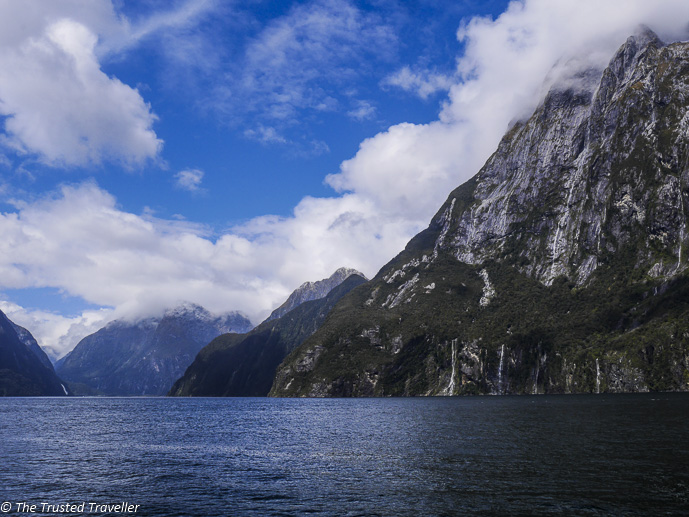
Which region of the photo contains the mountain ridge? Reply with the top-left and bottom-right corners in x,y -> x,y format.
266,267 -> 366,321
56,303 -> 252,395
0,310 -> 68,396
11,322 -> 55,370
169,273 -> 368,397
270,30 -> 689,397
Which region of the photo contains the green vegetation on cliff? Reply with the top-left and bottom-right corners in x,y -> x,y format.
270,30 -> 689,397
169,274 -> 368,396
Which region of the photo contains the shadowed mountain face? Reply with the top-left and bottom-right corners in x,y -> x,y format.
11,322 -> 54,370
169,274 -> 368,397
0,310 -> 68,396
271,30 -> 689,397
56,304 -> 253,396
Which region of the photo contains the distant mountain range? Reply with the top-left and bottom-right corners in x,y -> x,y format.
169,272 -> 367,397
8,267 -> 365,397
0,310 -> 68,396
56,304 -> 252,396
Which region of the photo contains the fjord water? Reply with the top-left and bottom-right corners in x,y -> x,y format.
1,395 -> 688,516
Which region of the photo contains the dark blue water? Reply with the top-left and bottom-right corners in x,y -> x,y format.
1,394 -> 688,516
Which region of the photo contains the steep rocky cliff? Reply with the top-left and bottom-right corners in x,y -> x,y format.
57,304 -> 252,395
169,273 -> 367,397
271,30 -> 689,397
0,310 -> 68,396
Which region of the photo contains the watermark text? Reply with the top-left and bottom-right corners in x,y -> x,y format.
2,501 -> 140,513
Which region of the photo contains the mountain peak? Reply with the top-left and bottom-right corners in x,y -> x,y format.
271,32 -> 689,397
56,303 -> 252,396
10,322 -> 54,370
163,302 -> 211,320
266,267 -> 367,321
0,310 -> 68,396
606,26 -> 664,86
628,25 -> 664,49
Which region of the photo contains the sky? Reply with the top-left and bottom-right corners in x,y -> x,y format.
1,0 -> 689,359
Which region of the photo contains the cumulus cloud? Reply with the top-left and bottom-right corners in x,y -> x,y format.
0,3 -> 165,167
0,0 -> 218,168
0,181 -> 414,357
174,168 -> 205,192
0,300 -> 114,360
5,0 -> 689,358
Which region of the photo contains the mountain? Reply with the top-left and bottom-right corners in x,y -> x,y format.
11,322 -> 54,370
271,30 -> 689,397
169,273 -> 368,397
266,267 -> 365,321
56,304 -> 252,395
0,310 -> 68,396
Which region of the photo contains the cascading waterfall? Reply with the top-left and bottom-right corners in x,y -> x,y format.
676,199 -> 685,272
497,344 -> 505,394
445,339 -> 457,396
596,358 -> 601,394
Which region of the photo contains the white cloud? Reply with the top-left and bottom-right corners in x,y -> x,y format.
327,121 -> 474,223
0,300 -> 114,360
109,0 -> 218,53
347,100 -> 376,121
106,0 -> 223,84
382,66 -> 454,99
216,0 -> 396,129
0,3 -> 165,167
0,181 -> 415,357
175,168 -> 205,192
0,0 -> 217,168
244,125 -> 288,145
4,0 -> 689,358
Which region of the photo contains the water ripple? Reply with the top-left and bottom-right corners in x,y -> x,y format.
1,395 -> 688,516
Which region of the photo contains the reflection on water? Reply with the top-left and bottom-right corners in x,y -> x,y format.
1,394 -> 688,516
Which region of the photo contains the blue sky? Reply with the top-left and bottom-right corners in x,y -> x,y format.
2,0 -> 510,224
1,0 -> 688,357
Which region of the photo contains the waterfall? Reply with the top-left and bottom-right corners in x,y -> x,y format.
533,367 -> 539,395
497,344 -> 505,394
677,191 -> 686,271
596,358 -> 601,394
445,339 -> 457,396
61,384 -> 68,396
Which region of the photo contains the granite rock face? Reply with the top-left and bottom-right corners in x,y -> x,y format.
266,267 -> 366,321
442,29 -> 688,287
271,31 -> 689,397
